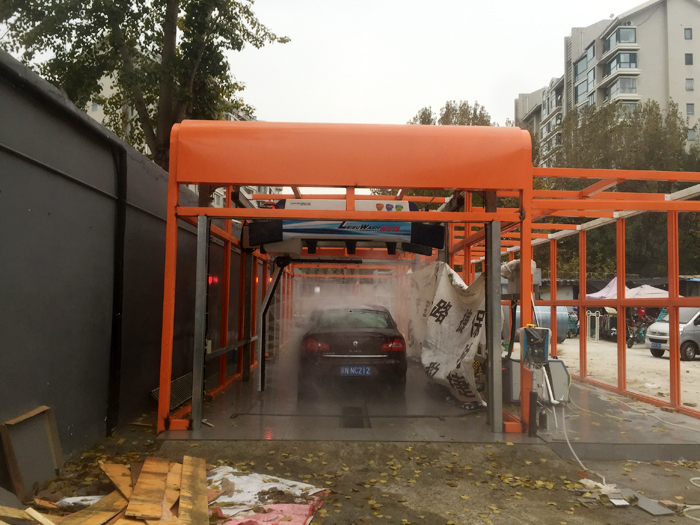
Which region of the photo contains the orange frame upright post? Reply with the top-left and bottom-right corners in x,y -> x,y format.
219,187 -> 232,387
550,239 -> 557,359
668,211 -> 681,407
251,256 -> 258,367
579,230 -> 587,379
157,134 -> 181,433
616,219 -> 626,390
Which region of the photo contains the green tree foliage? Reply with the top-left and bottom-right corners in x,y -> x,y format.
0,0 -> 289,168
386,100 -> 494,207
538,100 -> 700,278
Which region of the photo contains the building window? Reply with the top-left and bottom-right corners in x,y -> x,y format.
587,68 -> 596,91
686,28 -> 693,40
586,44 -> 595,64
687,78 -> 695,91
588,92 -> 596,107
574,44 -> 595,83
687,53 -> 694,65
688,128 -> 696,141
575,82 -> 589,104
604,27 -> 637,52
575,57 -> 588,82
91,102 -> 98,111
688,103 -> 695,115
608,77 -> 637,99
605,52 -> 638,76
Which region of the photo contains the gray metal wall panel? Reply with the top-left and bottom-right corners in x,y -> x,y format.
0,77 -> 116,196
0,139 -> 115,461
0,50 -> 247,494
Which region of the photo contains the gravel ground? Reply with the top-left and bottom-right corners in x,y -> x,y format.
156,439 -> 688,525
554,337 -> 700,407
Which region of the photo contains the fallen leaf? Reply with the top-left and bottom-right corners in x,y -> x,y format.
506,442 -> 514,446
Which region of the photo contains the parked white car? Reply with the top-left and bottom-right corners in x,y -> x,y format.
645,307 -> 700,361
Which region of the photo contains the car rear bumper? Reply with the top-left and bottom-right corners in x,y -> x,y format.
300,354 -> 406,381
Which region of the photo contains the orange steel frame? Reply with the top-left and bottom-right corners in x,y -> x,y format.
453,168 -> 700,421
158,120 -> 700,435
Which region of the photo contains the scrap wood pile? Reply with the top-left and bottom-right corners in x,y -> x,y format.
0,456 -> 324,525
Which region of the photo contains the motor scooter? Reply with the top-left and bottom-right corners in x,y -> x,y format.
627,315 -> 652,348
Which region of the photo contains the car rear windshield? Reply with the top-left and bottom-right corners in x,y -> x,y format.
316,310 -> 391,329
661,307 -> 700,324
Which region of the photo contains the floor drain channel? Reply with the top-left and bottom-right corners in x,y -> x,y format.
341,406 -> 370,429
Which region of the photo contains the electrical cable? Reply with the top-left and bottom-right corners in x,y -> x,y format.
561,405 -> 607,486
608,397 -> 700,434
683,478 -> 700,522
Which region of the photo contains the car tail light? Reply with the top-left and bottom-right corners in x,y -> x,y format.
382,338 -> 406,352
303,338 -> 329,352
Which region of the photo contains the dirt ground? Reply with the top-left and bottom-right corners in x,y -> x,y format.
33,413 -> 700,525
554,336 -> 700,407
159,439 -> 700,524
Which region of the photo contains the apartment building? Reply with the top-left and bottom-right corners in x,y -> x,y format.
515,0 -> 700,166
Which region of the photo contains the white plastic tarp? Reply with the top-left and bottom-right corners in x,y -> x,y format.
626,285 -> 671,298
408,262 -> 487,404
586,277 -> 672,299
207,466 -> 322,517
586,277 -> 629,299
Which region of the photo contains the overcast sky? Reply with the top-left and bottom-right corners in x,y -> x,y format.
227,0 -> 645,126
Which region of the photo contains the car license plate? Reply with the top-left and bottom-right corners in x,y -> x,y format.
340,366 -> 371,376
651,342 -> 662,349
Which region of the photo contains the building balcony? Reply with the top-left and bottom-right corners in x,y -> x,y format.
599,67 -> 640,88
600,43 -> 640,64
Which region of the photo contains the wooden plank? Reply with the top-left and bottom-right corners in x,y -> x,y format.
130,463 -> 143,489
1,406 -> 64,500
60,491 -> 128,525
34,499 -> 59,510
0,424 -> 28,500
103,510 -> 126,525
4,406 -> 50,426
125,457 -> 169,520
25,508 -> 57,525
43,407 -> 64,472
178,457 -> 208,525
100,463 -> 133,499
111,520 -> 143,525
0,506 -> 32,521
164,463 -> 182,510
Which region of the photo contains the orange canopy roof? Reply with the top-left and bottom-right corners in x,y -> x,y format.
170,121 -> 532,191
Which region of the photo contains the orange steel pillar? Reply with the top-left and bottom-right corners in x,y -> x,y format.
157,146 -> 180,433
550,239 -> 558,358
616,219 -> 627,390
237,249 -> 246,375
261,260 -> 269,359
251,257 -> 258,367
579,230 -> 587,378
519,188 -> 533,433
668,211 -> 681,406
219,187 -> 232,386
289,266 -> 295,330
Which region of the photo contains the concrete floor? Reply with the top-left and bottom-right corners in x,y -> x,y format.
542,380 -> 700,461
161,340 -> 538,444
160,340 -> 700,461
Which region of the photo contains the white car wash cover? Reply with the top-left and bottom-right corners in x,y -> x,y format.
408,262 -> 487,404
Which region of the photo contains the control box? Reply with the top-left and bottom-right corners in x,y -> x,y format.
520,327 -> 550,366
